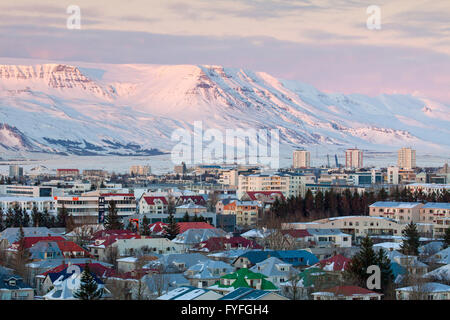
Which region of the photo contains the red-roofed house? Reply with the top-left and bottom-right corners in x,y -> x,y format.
87,234 -> 141,260
177,222 -> 215,234
11,236 -> 66,250
91,229 -> 137,241
148,222 -> 168,235
193,236 -> 262,252
138,196 -> 169,214
315,254 -> 351,272
312,285 -> 383,300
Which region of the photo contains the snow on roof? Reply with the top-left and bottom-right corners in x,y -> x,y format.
373,242 -> 402,250
423,264 -> 450,281
369,201 -> 423,208
396,282 -> 450,293
421,203 -> 450,209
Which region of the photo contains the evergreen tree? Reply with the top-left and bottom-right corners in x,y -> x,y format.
345,235 -> 393,295
182,211 -> 190,222
5,208 -> 14,228
0,209 -> 3,231
164,211 -> 180,240
31,207 -> 41,227
141,215 -> 150,236
57,204 -> 68,228
104,200 -> 124,230
400,222 -> 420,256
443,227 -> 450,249
73,264 -> 103,300
13,205 -> 23,227
22,209 -> 30,227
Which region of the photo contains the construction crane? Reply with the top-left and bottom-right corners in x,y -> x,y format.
327,154 -> 330,168
335,154 -> 339,168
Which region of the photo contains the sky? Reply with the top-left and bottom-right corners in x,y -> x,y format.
0,0 -> 449,104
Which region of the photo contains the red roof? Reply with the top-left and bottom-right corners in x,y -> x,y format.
177,222 -> 215,234
41,262 -> 116,278
148,222 -> 168,234
281,229 -> 311,238
91,229 -> 137,241
143,196 -> 168,205
55,240 -> 91,255
194,236 -> 262,252
12,236 -> 66,249
317,254 -> 352,272
90,234 -> 141,248
101,193 -> 135,197
245,191 -> 285,201
318,285 -> 381,296
179,196 -> 206,205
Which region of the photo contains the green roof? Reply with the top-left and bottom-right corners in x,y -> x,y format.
218,268 -> 276,290
298,267 -> 326,288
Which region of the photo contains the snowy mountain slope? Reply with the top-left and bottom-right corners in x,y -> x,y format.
0,61 -> 449,159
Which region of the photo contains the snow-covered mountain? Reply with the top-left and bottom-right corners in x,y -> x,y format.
0,61 -> 449,159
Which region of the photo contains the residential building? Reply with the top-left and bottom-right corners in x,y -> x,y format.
249,257 -> 295,287
0,196 -> 56,213
305,229 -> 352,248
56,169 -> 80,178
283,216 -> 405,240
54,193 -> 136,224
130,165 -> 151,176
419,203 -> 450,237
405,183 -> 450,195
184,260 -> 235,288
208,268 -> 278,294
219,287 -> 289,300
398,147 -> 416,170
219,169 -> 239,187
138,196 -> 168,214
8,165 -> 23,179
312,285 -> 382,300
345,148 -> 363,169
396,282 -> 450,300
293,150 -> 310,168
157,286 -> 222,300
222,200 -> 261,227
369,201 -> 424,223
0,275 -> 34,300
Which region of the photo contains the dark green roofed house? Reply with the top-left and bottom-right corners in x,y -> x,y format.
207,268 -> 278,294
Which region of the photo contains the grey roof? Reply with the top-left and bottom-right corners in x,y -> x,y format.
396,282 -> 450,293
185,260 -> 234,279
145,253 -> 212,272
427,247 -> 450,264
0,227 -> 60,245
144,273 -> 190,294
157,286 -> 214,300
173,228 -> 228,244
249,257 -> 294,278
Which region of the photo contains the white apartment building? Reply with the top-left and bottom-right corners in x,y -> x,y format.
345,148 -> 363,169
55,193 -> 136,224
283,215 -> 405,239
293,150 -> 310,168
219,169 -> 239,187
0,185 -> 54,197
420,203 -> 450,237
405,183 -> 450,195
387,166 -> 399,184
369,201 -> 424,223
237,172 -> 304,198
0,197 -> 56,213
398,147 -> 416,170
138,196 -> 169,214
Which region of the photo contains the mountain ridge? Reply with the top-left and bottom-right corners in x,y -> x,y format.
0,61 -> 449,159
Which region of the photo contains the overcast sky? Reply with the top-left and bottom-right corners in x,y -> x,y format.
1,0 -> 449,104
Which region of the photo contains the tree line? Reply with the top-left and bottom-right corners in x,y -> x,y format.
268,187 -> 450,223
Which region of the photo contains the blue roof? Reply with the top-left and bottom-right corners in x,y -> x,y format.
236,250 -> 319,267
422,203 -> 450,209
219,287 -> 272,300
390,262 -> 406,278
